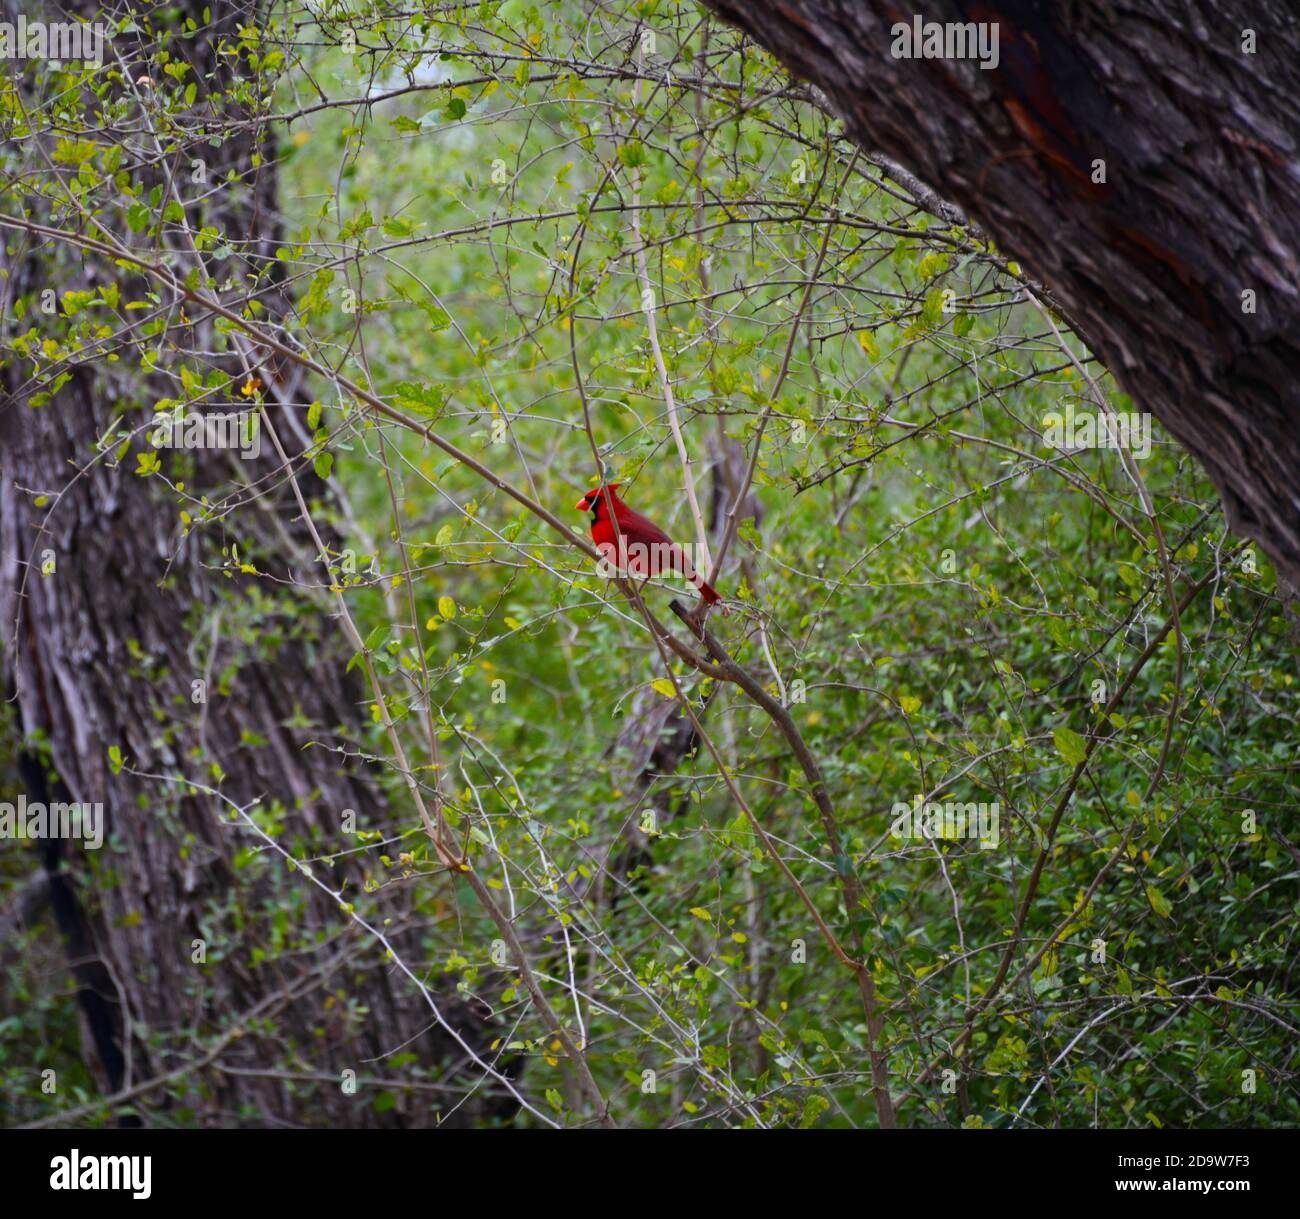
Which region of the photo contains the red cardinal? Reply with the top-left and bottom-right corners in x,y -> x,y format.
576,483 -> 722,608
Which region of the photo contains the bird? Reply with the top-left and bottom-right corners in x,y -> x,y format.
575,483 -> 722,609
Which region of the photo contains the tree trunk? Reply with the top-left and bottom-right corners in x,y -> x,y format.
699,0 -> 1300,584
0,0 -> 507,1126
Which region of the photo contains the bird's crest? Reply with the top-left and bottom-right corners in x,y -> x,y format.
576,483 -> 622,510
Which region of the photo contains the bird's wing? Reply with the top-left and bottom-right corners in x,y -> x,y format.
615,506 -> 675,546
615,507 -> 697,578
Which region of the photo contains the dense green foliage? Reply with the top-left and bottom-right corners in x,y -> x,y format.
1,0 -> 1296,1128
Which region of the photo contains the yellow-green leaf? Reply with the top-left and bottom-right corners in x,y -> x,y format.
1146,884 -> 1172,919
1053,726 -> 1087,766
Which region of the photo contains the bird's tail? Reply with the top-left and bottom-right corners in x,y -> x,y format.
677,544 -> 726,614
692,574 -> 723,609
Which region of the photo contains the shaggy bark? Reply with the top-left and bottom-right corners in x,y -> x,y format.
0,0 -> 507,1126
700,0 -> 1300,583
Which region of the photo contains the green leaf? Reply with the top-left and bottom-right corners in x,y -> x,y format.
617,141 -> 646,169
800,1094 -> 830,1129
1116,562 -> 1143,589
1145,884 -> 1172,919
302,269 -> 334,317
1053,726 -> 1088,767
395,381 -> 445,413
53,138 -> 98,166
920,288 -> 946,329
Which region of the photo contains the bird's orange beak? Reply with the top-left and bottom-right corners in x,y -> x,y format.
575,495 -> 590,511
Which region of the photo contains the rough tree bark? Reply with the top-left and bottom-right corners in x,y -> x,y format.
0,0 -> 506,1126
700,0 -> 1300,583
